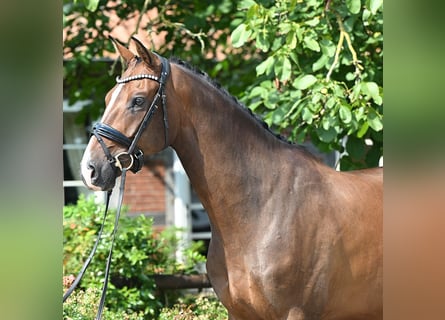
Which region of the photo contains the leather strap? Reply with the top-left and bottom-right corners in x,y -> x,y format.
62,190 -> 112,303
95,169 -> 127,320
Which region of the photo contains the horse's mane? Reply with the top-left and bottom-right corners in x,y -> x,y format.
169,57 -> 319,160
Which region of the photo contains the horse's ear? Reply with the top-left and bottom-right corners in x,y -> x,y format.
131,36 -> 159,67
109,35 -> 135,65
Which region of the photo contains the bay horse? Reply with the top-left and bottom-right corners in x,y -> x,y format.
80,37 -> 382,320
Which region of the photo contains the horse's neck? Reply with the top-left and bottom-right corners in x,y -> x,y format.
169,66 -> 288,221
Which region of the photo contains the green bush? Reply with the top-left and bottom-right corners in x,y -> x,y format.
159,294 -> 228,320
63,287 -> 144,320
63,195 -> 206,319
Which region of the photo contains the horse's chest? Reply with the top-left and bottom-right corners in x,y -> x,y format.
214,269 -> 277,318
207,252 -> 291,319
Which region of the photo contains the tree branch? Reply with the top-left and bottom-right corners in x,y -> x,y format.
326,13 -> 363,82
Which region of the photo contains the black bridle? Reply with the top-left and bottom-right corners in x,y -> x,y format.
92,53 -> 170,173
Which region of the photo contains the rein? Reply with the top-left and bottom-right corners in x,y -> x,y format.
63,54 -> 171,319
63,170 -> 127,320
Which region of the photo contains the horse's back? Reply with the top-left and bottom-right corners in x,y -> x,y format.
330,166 -> 383,208
348,166 -> 383,181
319,166 -> 383,320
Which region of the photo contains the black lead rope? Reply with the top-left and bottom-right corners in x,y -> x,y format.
63,170 -> 128,320
63,189 -> 112,303
95,168 -> 127,319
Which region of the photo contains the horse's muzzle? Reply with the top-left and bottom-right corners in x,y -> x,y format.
81,157 -> 118,191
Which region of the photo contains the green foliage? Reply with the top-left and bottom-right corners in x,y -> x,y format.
63,195 -> 207,318
158,294 -> 228,320
63,0 -> 382,170
63,287 -> 144,319
63,0 -> 255,123
232,0 -> 383,169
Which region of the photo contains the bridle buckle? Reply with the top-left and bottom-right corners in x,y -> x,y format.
114,152 -> 134,171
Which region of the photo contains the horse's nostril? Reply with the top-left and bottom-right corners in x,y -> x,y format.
87,161 -> 97,177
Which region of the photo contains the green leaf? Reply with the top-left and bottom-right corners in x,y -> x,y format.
249,100 -> 263,111
289,51 -> 299,64
325,97 -> 336,109
246,4 -> 258,19
312,54 -> 328,71
274,61 -> 283,80
264,91 -> 280,110
345,72 -> 356,81
339,104 -> 352,123
373,95 -> 382,105
322,117 -> 330,130
271,107 -> 288,126
257,31 -> 270,51
305,17 -> 320,27
346,0 -> 361,14
286,30 -> 297,50
271,37 -> 284,51
320,39 -> 336,57
307,101 -> 322,114
83,0 -> 99,12
357,121 -> 369,138
311,92 -> 322,105
317,127 -> 337,143
302,107 -> 313,124
286,99 -> 303,119
280,57 -> 292,81
256,56 -> 274,76
350,84 -> 361,102
343,16 -> 356,33
362,81 -> 382,105
363,8 -> 371,21
279,22 -> 293,34
366,81 -> 379,98
367,109 -> 383,131
303,37 -> 320,52
369,0 -> 383,14
250,86 -> 268,98
231,23 -> 252,47
238,0 -> 257,10
259,79 -> 273,89
293,74 -> 317,90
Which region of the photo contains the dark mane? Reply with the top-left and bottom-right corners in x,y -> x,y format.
169,57 -> 319,160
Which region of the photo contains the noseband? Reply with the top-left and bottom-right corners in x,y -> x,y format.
92,54 -> 170,173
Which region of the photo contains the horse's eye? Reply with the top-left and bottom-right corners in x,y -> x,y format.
132,97 -> 145,108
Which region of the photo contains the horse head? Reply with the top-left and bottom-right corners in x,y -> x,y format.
80,36 -> 176,191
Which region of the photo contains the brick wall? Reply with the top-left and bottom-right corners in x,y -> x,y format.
123,161 -> 166,215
